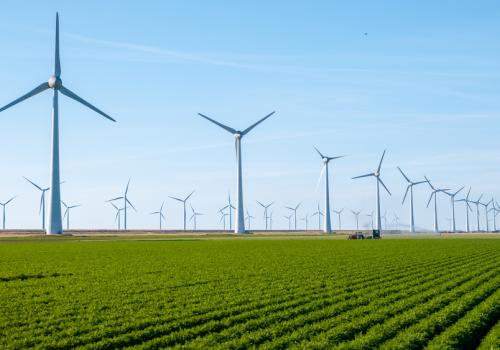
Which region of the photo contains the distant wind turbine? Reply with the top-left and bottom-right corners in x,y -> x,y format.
189,205 -> 203,230
0,14 -> 116,234
311,202 -> 324,230
314,146 -> 343,233
219,210 -> 229,230
169,191 -> 195,230
245,210 -> 254,231
397,167 -> 428,232
109,202 -> 125,230
24,177 -> 50,231
257,201 -> 273,230
443,187 -> 464,232
61,201 -> 80,230
333,208 -> 344,230
285,202 -> 301,230
150,202 -> 166,230
108,179 -> 136,230
220,193 -> 236,230
269,211 -> 274,230
456,187 -> 473,232
366,211 -> 374,230
425,176 -> 450,233
351,210 -> 361,230
301,213 -> 309,231
284,214 -> 293,230
471,194 -> 483,232
393,212 -> 400,230
198,111 -> 276,233
353,150 -> 391,232
488,201 -> 499,231
0,196 -> 16,230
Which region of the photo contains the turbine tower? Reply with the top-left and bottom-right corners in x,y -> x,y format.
351,210 -> 361,230
0,14 -> 116,234
471,194 -> 483,232
245,210 -> 254,231
198,111 -> 275,233
480,198 -> 493,232
425,176 -> 450,233
285,202 -> 301,230
314,147 -> 343,233
24,177 -> 50,231
333,208 -> 344,230
150,202 -> 166,230
443,187 -> 464,232
0,196 -> 16,230
257,201 -> 273,230
169,191 -> 195,230
456,187 -> 473,232
108,179 -> 136,230
61,201 -> 80,230
353,150 -> 391,232
284,214 -> 293,230
397,167 -> 427,233
189,205 -> 203,230
301,213 -> 309,231
311,202 -> 324,230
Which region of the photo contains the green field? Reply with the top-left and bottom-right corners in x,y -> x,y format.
0,238 -> 499,349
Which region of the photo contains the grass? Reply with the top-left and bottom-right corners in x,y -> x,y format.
0,237 -> 498,348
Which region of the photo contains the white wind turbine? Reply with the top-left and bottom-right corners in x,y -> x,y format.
393,212 -> 400,230
219,210 -> 229,230
425,176 -> 450,233
488,201 -> 500,231
189,205 -> 203,230
109,202 -> 126,230
366,211 -> 374,230
471,194 -> 483,232
333,208 -> 344,230
456,187 -> 473,232
314,147 -> 343,233
24,177 -> 50,231
269,211 -> 274,230
443,187 -> 464,232
311,202 -> 324,230
351,210 -> 361,230
480,198 -> 493,232
257,201 -> 273,230
220,193 -> 236,230
0,196 -> 16,230
108,179 -> 136,230
353,150 -> 391,232
61,201 -> 80,230
285,202 -> 301,230
169,191 -> 195,230
397,167 -> 428,233
301,213 -> 309,231
198,111 -> 275,233
0,14 -> 115,234
150,202 -> 166,230
284,214 -> 293,230
245,210 -> 254,231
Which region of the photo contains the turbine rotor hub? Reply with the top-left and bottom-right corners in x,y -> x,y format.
48,75 -> 62,89
234,132 -> 242,139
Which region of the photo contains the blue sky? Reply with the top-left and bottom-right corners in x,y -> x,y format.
0,1 -> 499,230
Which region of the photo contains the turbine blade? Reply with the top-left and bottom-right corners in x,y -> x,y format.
478,194 -> 483,202
185,190 -> 195,201
125,178 -> 131,195
63,209 -> 67,219
352,173 -> 374,180
397,166 -> 410,183
0,83 -> 49,113
110,202 -> 119,210
198,113 -> 236,134
107,196 -> 123,202
378,178 -> 391,195
61,200 -> 68,208
427,192 -> 435,208
315,164 -> 326,192
126,198 -> 137,211
241,111 -> 275,135
377,149 -> 386,173
256,200 -> 265,208
313,146 -> 324,159
59,85 -> 116,122
54,13 -> 61,77
327,155 -> 344,161
402,185 -> 410,205
5,196 -> 16,205
454,186 -> 464,196
424,176 -> 435,190
169,196 -> 183,202
24,177 -> 43,191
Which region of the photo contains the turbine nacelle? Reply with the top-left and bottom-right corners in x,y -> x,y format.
234,132 -> 242,140
48,75 -> 62,89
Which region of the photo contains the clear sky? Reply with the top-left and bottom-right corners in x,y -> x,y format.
0,1 -> 499,231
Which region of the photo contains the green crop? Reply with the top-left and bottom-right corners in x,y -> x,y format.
0,238 -> 498,349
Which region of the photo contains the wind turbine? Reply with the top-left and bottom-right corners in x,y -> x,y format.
480,198 -> 493,232
219,210 -> 229,230
169,191 -> 195,231
311,202 -> 324,230
353,150 -> 391,232
0,14 -> 115,234
285,202 -> 301,230
257,201 -> 273,230
489,201 -> 500,231
351,210 -> 361,230
198,111 -> 275,233
189,205 -> 203,230
443,187 -> 464,232
108,179 -> 136,230
393,212 -> 400,230
425,176 -> 450,233
301,213 -> 309,231
109,202 -> 125,230
150,202 -> 166,230
397,167 -> 428,233
245,210 -> 254,231
471,194 -> 483,232
0,196 -> 16,230
221,193 -> 236,230
24,177 -> 50,231
269,211 -> 274,230
284,214 -> 293,230
366,211 -> 374,230
61,201 -> 80,230
333,208 -> 344,230
314,147 -> 343,233
456,187 -> 473,232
